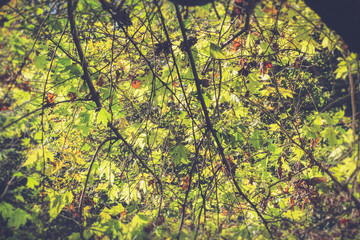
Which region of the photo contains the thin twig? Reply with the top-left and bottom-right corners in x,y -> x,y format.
347,61 -> 357,138
1,99 -> 91,131
40,18 -> 68,189
78,137 -> 118,236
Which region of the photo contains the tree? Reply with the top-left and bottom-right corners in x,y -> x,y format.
0,0 -> 359,239
304,0 -> 360,54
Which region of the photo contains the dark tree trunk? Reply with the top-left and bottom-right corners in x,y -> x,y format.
304,0 -> 360,54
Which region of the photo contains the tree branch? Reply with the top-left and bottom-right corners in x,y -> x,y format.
174,4 -> 273,239
67,0 -> 102,110
67,0 -> 163,207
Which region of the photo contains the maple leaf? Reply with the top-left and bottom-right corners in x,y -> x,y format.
131,79 -> 141,88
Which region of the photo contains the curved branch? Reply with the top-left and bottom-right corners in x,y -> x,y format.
78,137 -> 118,237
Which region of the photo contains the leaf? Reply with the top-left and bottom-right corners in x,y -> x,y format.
67,92 -> 77,102
127,214 -> 148,239
131,79 -> 141,88
209,42 -> 225,59
97,108 -> 111,127
26,175 -> 40,188
96,75 -> 105,86
278,87 -> 295,99
268,140 -> 277,153
322,36 -> 330,49
102,204 -> 124,217
321,127 -> 337,146
251,130 -> 262,150
0,202 -> 15,220
300,38 -> 316,55
7,208 -> 29,229
334,61 -> 348,79
109,185 -> 121,201
15,195 -> 25,202
79,112 -> 90,123
47,93 -> 55,103
34,54 -> 47,69
56,57 -> 71,69
248,74 -> 261,94
24,148 -> 54,168
49,191 -> 73,221
120,183 -> 140,204
99,208 -> 112,222
171,144 -> 190,166
0,202 -> 29,229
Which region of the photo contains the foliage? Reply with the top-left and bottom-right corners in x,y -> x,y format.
0,0 -> 359,239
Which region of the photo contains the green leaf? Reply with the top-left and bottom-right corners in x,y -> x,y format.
34,54 -> 47,69
0,202 -> 29,229
49,191 -> 73,221
278,87 -> 294,99
0,202 -> 15,220
210,42 -> 225,59
322,36 -> 330,49
97,108 -> 111,126
27,175 -> 40,188
102,204 -> 124,217
127,213 -> 148,239
23,149 -> 41,167
334,61 -> 348,79
321,127 -> 337,146
15,195 -> 25,202
248,73 -> 261,93
109,185 -> 121,201
268,140 -> 277,153
68,232 -> 81,240
24,148 -> 54,168
7,208 -> 29,229
120,183 -> 141,204
251,130 -> 262,150
171,144 -> 190,166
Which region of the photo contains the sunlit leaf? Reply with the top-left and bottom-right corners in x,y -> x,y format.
97,108 -> 111,126
210,42 -> 225,59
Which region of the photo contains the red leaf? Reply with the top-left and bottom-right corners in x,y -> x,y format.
340,218 -> 348,225
120,210 -> 127,219
47,93 -> 55,103
181,175 -> 190,190
290,196 -> 295,211
131,79 -> 141,88
302,198 -> 308,210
